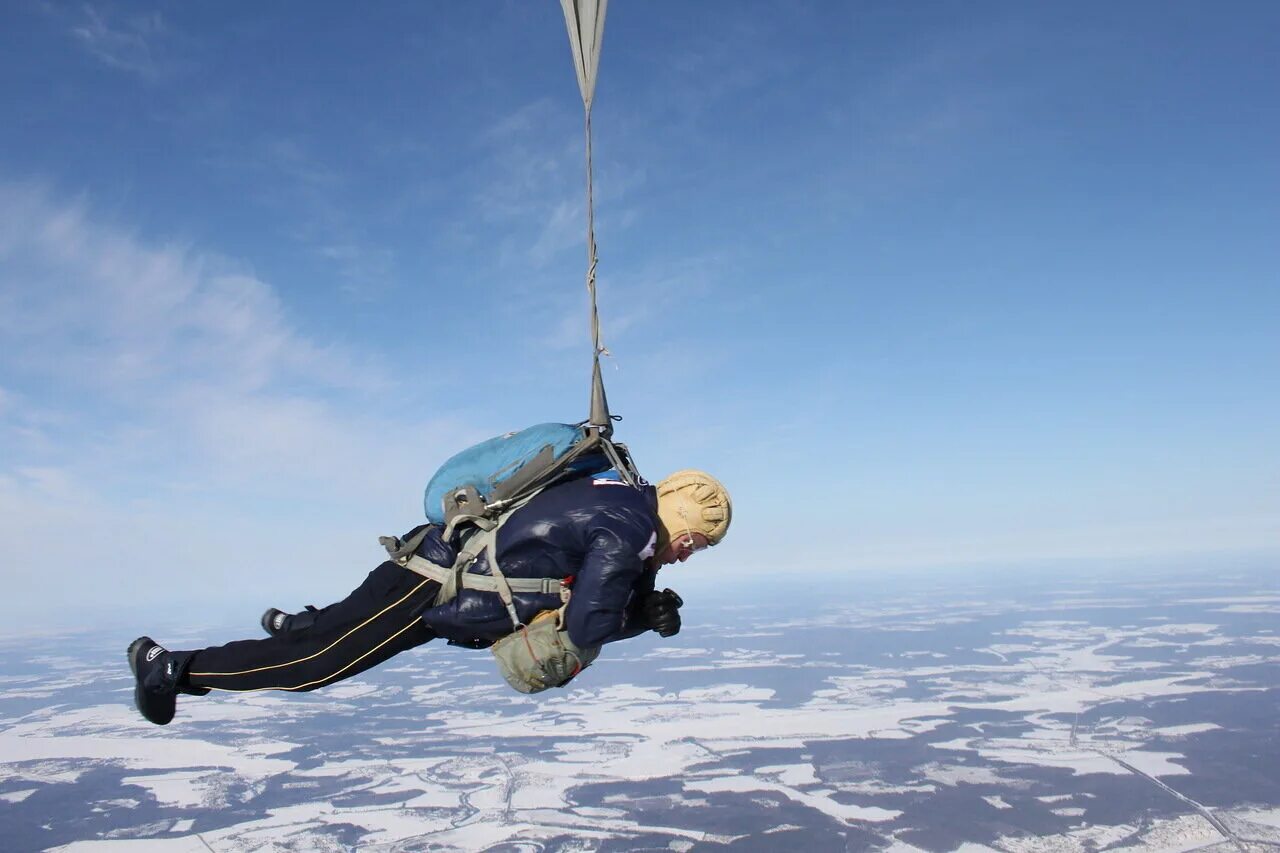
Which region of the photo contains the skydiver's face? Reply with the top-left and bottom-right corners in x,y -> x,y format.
656,532 -> 710,566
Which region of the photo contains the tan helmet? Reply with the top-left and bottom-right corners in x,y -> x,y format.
655,470 -> 732,552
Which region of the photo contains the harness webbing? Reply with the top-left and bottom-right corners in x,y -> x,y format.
398,556 -> 566,598
383,490 -> 568,632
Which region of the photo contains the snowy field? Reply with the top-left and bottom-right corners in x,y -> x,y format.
1,566 -> 1277,852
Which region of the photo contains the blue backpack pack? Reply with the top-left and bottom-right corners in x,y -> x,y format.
423,423 -> 610,526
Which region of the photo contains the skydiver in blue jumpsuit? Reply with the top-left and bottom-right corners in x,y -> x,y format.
127,469 -> 731,725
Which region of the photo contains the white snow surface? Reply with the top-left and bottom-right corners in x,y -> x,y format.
7,580 -> 1276,851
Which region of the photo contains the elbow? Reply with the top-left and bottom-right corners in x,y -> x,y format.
566,610 -> 621,649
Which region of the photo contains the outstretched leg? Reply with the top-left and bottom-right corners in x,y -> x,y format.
129,561 -> 442,723
184,561 -> 440,693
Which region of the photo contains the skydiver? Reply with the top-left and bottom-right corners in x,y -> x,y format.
126,468 -> 731,725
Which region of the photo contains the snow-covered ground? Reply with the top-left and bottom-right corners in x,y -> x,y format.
2,571 -> 1277,851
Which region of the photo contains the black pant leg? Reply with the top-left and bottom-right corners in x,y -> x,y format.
184,562 -> 440,693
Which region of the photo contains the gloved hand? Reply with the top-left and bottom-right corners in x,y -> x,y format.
643,588 -> 684,638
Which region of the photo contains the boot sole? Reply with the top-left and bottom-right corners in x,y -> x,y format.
127,636 -> 175,726
127,636 -> 153,678
261,609 -> 291,637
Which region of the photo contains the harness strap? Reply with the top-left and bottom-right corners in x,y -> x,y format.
398,555 -> 567,595
383,490 -> 546,632
378,525 -> 434,563
442,511 -> 496,544
480,535 -> 523,630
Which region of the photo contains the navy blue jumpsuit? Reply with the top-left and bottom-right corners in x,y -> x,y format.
181,472 -> 660,694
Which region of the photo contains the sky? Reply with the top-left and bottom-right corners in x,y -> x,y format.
1,1 -> 1277,629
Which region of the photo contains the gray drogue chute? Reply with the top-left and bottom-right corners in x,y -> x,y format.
557,0 -> 641,487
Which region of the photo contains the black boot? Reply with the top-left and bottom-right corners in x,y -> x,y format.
261,608 -> 291,636
127,637 -> 196,725
261,605 -> 320,637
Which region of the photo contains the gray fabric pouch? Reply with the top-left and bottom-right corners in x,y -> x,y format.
491,610 -> 600,694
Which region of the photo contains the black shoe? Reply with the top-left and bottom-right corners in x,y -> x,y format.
127,637 -> 181,726
261,605 -> 320,637
261,608 -> 291,636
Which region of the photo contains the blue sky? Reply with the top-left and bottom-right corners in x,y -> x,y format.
2,1 -> 1277,628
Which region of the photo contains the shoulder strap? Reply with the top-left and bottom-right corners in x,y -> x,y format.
384,489 -> 544,631
378,524 -> 436,563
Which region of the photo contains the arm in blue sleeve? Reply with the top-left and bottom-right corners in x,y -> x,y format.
612,565 -> 659,642
564,510 -> 656,648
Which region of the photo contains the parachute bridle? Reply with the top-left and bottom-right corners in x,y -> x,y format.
560,1 -> 640,486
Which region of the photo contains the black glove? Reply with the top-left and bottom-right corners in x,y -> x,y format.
643,588 -> 684,638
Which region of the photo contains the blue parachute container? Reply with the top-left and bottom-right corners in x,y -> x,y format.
424,423 -> 606,524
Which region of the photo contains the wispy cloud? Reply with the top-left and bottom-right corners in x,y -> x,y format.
0,184 -> 480,623
66,5 -> 167,80
531,252 -> 728,356
469,98 -> 647,275
807,19 -> 1032,217
473,99 -> 581,249
0,183 -> 374,396
207,134 -> 398,298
